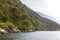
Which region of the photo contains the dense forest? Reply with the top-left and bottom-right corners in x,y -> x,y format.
0,0 -> 60,33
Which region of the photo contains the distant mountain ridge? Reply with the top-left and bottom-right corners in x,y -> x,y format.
37,12 -> 55,20
37,12 -> 60,24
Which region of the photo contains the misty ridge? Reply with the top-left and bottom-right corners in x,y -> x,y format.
37,12 -> 60,24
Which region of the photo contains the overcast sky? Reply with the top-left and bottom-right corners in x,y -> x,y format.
20,0 -> 60,21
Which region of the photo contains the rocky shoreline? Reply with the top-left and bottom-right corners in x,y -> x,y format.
0,28 -> 21,34
0,28 -> 34,34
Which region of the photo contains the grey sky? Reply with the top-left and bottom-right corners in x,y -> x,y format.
20,0 -> 60,21
20,0 -> 46,12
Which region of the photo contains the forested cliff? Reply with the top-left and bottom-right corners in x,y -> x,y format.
0,0 -> 60,33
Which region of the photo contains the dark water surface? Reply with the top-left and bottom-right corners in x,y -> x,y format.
0,31 -> 60,40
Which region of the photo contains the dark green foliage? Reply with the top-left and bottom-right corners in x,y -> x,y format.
9,7 -> 17,13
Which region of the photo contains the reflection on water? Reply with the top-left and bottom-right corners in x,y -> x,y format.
0,31 -> 60,40
0,34 -> 15,40
0,33 -> 18,40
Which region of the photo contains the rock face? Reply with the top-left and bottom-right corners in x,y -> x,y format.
0,28 -> 8,34
0,0 -> 60,32
0,28 -> 21,34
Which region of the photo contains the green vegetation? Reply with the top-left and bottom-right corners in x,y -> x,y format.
0,0 -> 60,32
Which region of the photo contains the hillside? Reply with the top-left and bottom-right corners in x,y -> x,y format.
0,0 -> 60,33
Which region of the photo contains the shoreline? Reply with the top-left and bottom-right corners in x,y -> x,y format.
0,28 -> 21,34
0,28 -> 34,34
